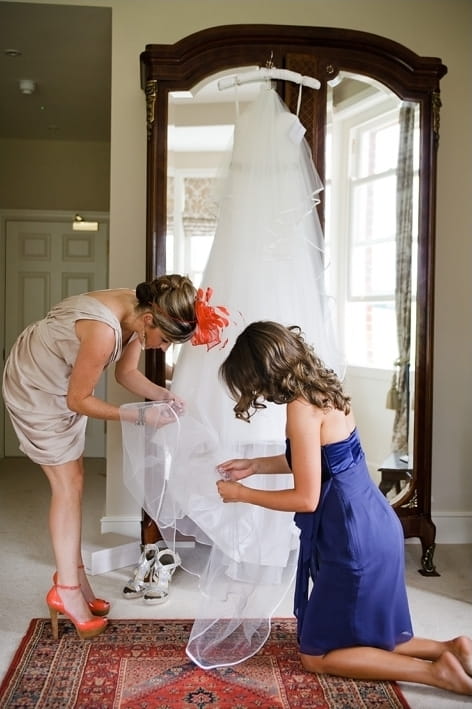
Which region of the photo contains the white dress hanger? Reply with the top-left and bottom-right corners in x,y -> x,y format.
218,53 -> 320,117
217,66 -> 320,92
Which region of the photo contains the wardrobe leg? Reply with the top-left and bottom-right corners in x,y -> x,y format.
141,509 -> 163,545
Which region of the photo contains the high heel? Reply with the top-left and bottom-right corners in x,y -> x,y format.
52,567 -> 110,617
78,565 -> 110,616
86,597 -> 110,617
122,543 -> 157,599
46,584 -> 108,640
143,546 -> 181,605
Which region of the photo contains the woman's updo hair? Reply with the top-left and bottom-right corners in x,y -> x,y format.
135,274 -> 197,343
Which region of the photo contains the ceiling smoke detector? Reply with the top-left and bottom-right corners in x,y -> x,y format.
19,79 -> 36,95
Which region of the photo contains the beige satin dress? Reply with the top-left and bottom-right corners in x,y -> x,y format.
2,294 -> 123,465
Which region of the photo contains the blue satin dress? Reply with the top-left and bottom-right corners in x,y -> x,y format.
289,428 -> 413,655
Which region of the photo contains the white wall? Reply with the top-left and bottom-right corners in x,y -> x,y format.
15,0 -> 472,542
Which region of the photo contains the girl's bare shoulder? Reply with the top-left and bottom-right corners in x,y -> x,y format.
320,409 -> 356,446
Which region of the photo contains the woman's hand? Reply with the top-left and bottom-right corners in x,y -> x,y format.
216,479 -> 245,503
138,401 -> 180,428
216,458 -> 256,481
167,393 -> 185,416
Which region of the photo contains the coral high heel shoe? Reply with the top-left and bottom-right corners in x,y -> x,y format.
53,567 -> 110,617
46,584 -> 108,640
86,596 -> 110,617
78,565 -> 110,616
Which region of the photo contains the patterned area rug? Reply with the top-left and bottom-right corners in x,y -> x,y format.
0,618 -> 410,708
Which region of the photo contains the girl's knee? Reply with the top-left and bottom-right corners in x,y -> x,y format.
300,651 -> 324,673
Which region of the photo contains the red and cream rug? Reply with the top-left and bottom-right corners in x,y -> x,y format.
0,618 -> 410,708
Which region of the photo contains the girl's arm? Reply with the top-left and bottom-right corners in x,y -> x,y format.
217,453 -> 291,481
216,398 -> 322,513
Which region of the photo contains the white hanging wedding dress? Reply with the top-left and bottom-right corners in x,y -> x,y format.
121,85 -> 344,669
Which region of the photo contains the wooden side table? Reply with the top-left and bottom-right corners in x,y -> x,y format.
378,452 -> 413,497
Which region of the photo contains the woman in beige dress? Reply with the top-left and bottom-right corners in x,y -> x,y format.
2,274 -> 229,640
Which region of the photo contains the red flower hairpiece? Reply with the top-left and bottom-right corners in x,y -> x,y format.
191,287 -> 230,350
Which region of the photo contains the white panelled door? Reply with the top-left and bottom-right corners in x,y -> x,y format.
3,219 -> 109,457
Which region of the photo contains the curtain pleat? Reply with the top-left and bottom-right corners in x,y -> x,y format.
391,103 -> 415,454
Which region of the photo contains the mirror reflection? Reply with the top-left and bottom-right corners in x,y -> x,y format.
166,69 -> 419,507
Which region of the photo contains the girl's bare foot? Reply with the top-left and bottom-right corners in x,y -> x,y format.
448,635 -> 472,676
432,651 -> 472,695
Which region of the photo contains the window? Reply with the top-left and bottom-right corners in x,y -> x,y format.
326,82 -> 418,369
166,170 -> 219,368
167,171 -> 218,286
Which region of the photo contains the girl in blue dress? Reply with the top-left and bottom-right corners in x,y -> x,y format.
216,321 -> 472,697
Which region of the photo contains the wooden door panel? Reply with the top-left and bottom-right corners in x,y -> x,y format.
4,219 -> 108,457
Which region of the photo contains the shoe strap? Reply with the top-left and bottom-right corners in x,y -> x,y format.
157,549 -> 181,566
56,583 -> 81,590
157,568 -> 174,583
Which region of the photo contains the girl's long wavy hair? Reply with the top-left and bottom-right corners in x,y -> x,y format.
220,321 -> 351,422
135,274 -> 197,343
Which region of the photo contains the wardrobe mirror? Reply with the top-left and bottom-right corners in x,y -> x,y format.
166,70 -> 418,508
140,25 -> 447,573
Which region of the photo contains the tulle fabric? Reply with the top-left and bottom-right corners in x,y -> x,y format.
121,86 -> 344,669
173,86 -> 343,469
120,401 -> 299,669
120,401 -> 181,547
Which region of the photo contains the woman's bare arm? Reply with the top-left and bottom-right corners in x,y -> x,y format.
67,320 -> 124,420
114,336 -> 171,401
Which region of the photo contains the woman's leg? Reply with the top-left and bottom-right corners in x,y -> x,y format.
300,637 -> 472,696
42,456 -> 92,623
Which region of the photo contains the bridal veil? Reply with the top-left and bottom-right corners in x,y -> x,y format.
121,85 -> 343,668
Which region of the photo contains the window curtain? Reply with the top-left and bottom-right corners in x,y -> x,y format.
182,177 -> 218,237
389,103 -> 415,454
166,175 -> 218,246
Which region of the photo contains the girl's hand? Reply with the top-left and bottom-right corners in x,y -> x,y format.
216,479 -> 244,503
216,458 -> 256,481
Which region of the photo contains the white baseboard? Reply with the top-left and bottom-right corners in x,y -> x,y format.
404,513 -> 472,544
82,533 -> 140,575
100,515 -> 141,539
432,512 -> 472,544
100,511 -> 472,551
92,516 -> 196,575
